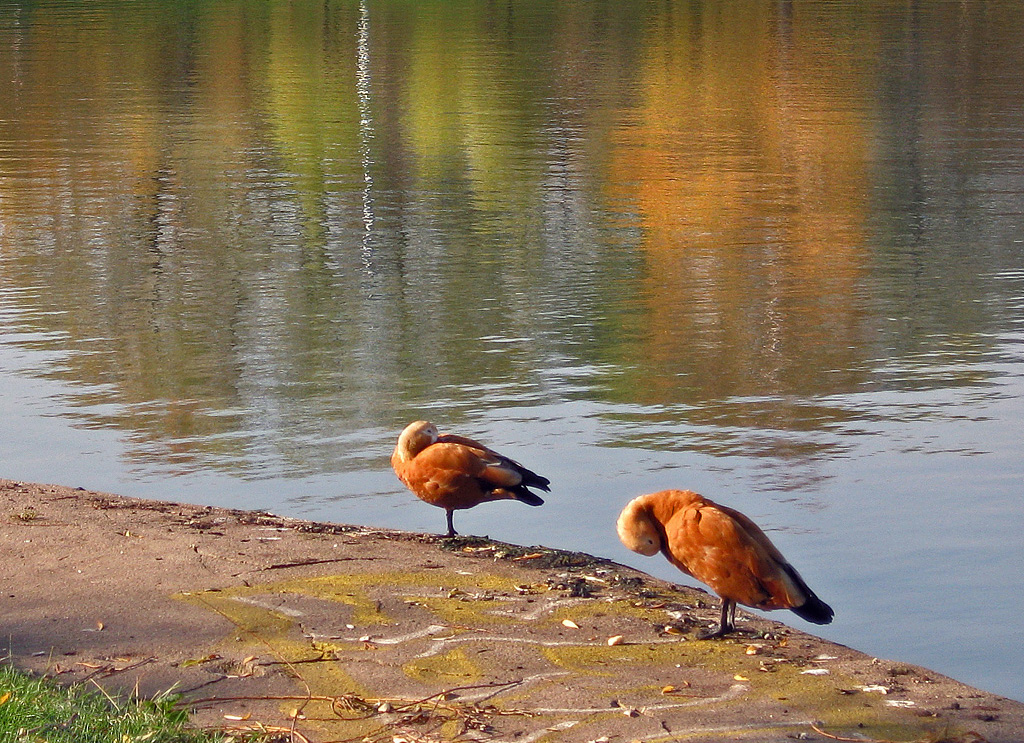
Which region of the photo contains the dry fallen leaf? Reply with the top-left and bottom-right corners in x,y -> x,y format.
733,674 -> 749,681
181,653 -> 222,668
860,684 -> 889,694
223,713 -> 251,721
562,619 -> 580,629
607,635 -> 624,646
0,692 -> 11,705
663,625 -> 684,635
661,685 -> 676,694
512,552 -> 545,561
745,645 -> 760,655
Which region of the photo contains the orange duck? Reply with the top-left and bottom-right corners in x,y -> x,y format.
617,489 -> 833,637
391,420 -> 550,536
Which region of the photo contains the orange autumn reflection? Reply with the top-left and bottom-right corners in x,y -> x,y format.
605,6 -> 875,405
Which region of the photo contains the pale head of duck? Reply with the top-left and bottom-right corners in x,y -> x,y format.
395,420 -> 439,461
616,497 -> 662,556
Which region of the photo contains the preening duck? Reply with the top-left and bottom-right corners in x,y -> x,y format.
391,420 -> 550,537
617,489 -> 833,637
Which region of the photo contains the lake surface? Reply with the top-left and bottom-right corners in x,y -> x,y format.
2,0 -> 1023,702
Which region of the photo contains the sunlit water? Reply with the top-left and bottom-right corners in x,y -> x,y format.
2,0 -> 1024,702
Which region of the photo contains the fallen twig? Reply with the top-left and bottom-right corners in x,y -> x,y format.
190,680 -> 535,743
213,722 -> 312,743
810,723 -> 989,743
187,693 -> 338,709
260,557 -> 379,571
78,656 -> 157,683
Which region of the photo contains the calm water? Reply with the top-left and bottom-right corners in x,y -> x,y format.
2,0 -> 1024,702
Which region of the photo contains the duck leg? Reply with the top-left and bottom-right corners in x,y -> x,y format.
698,598 -> 736,639
445,510 -> 458,538
722,598 -> 736,634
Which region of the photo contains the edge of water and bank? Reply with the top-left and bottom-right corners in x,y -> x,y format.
2,477 -> 1020,743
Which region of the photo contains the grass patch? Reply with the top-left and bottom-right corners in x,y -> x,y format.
0,663 -> 238,743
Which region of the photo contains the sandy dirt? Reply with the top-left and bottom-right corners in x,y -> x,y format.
2,478 -> 1020,742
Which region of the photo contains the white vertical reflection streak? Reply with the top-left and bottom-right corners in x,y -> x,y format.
356,0 -> 375,275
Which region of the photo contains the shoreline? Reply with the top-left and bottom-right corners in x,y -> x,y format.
3,477 -> 1021,742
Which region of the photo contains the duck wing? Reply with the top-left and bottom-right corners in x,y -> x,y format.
437,433 -> 550,493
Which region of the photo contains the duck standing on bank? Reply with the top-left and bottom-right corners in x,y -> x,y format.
391,420 -> 550,537
617,489 -> 833,637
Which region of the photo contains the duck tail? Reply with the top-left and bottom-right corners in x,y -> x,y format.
516,466 -> 551,493
780,562 -> 834,625
510,484 -> 545,506
792,592 -> 834,625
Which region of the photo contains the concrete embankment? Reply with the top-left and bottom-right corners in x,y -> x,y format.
2,479 -> 1019,742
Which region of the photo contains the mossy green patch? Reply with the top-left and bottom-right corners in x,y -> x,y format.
175,589 -> 370,703
750,663 -> 960,742
171,568 -> 969,743
177,590 -> 294,640
180,569 -> 525,630
541,639 -> 695,676
403,647 -> 483,685
547,597 -> 668,625
408,595 -> 516,626
634,724 -> 811,742
540,639 -> 965,742
173,569 -> 526,709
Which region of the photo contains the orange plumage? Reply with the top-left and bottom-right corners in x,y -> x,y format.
391,420 -> 550,536
617,489 -> 833,636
